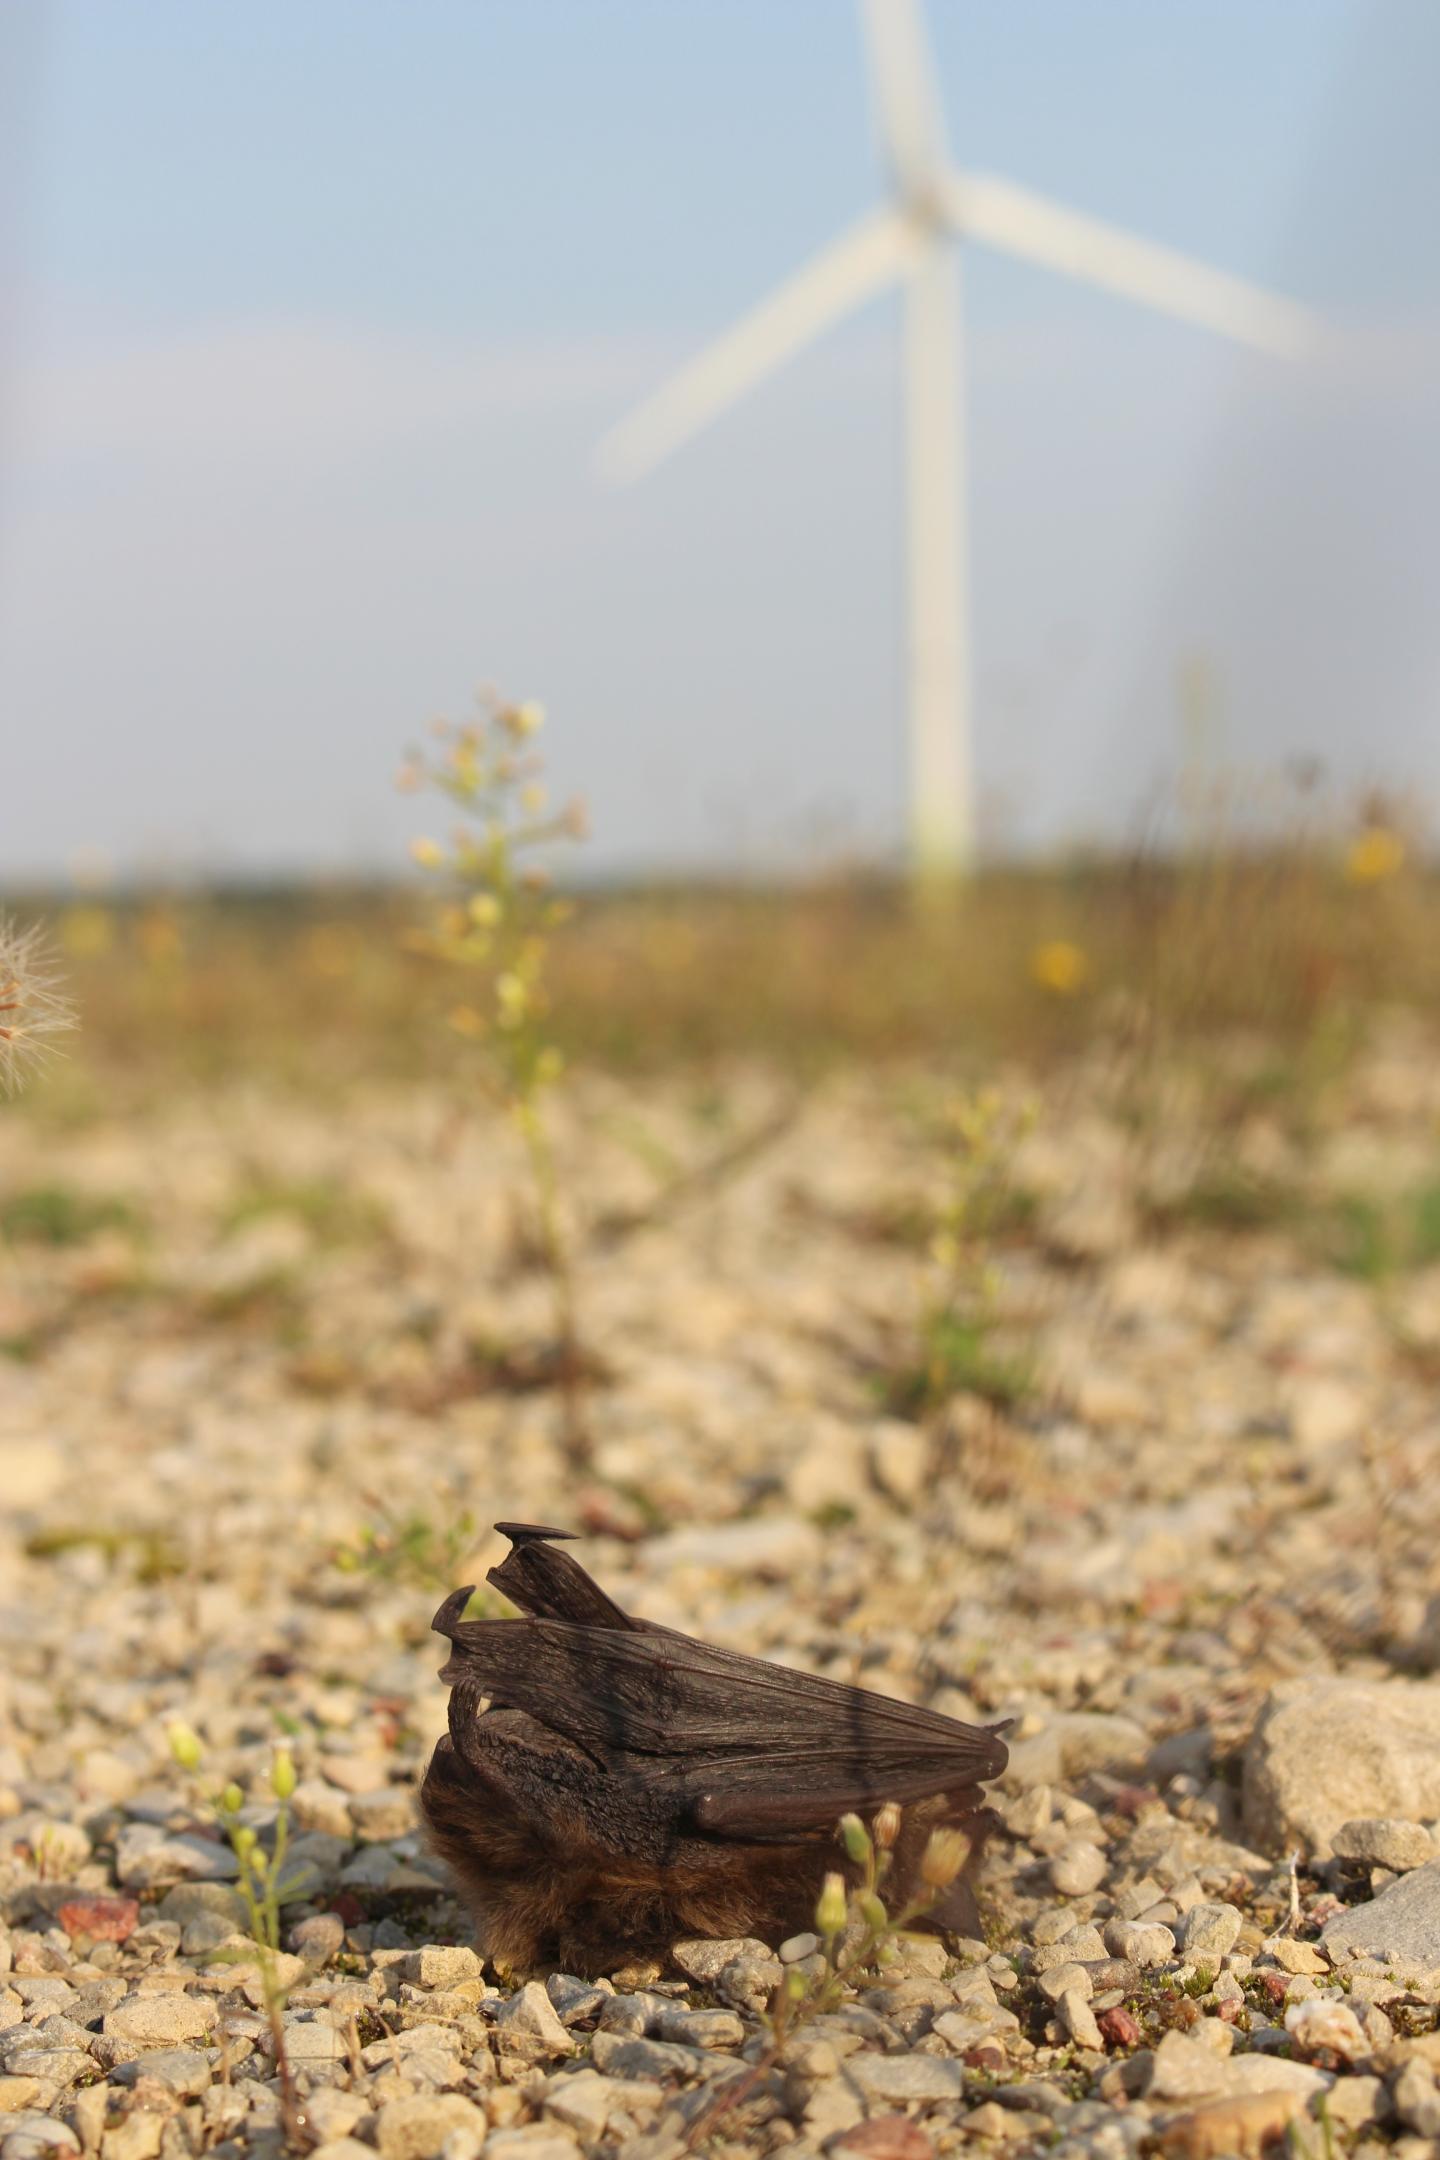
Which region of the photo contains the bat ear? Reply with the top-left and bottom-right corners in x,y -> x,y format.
493,1521 -> 577,1546
431,1586 -> 477,1641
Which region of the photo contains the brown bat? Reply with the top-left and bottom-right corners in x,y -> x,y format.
420,1522 -> 1008,1975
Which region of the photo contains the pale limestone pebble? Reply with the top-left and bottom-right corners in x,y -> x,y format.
543,1974 -> 610,2025
348,1788 -> 416,1841
289,1779 -> 355,1840
1050,1839 -> 1107,1897
1333,1817 -> 1438,1872
403,1946 -> 483,1990
1392,2058 -> 1440,2140
1243,1678 -> 1440,1856
484,2136 -> 582,2160
373,2093 -> 490,2160
1058,1987 -> 1104,2050
1104,1919 -> 1177,1967
1323,1856 -> 1440,1966
1002,1713 -> 1148,1791
307,2142 -> 377,2160
649,2005 -> 744,2050
1264,1937 -> 1328,1974
108,2047 -> 211,2095
588,2031 -> 711,2082
844,2051 -> 967,2104
779,1932 -> 819,1963
0,2115 -> 80,2160
542,2068 -> 666,2139
669,1936 -> 781,2012
294,2088 -> 373,2144
1036,1962 -> 1092,2004
1033,1927 -> 1106,1973
1284,1997 -> 1368,2062
112,1826 -> 237,1891
1177,1903 -> 1242,1957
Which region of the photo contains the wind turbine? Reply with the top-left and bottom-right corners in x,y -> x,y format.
594,0 -> 1318,885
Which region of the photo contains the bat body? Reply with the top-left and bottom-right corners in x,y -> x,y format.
420,1522 -> 1008,1975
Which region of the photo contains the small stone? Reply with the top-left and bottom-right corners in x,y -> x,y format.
543,2070 -> 663,2139
1036,1962 -> 1091,2003
55,1898 -> 138,1945
1156,2091 -> 1303,2160
1323,1855 -> 1440,1965
1283,1997 -> 1366,2062
1179,1904 -> 1242,1957
1393,2059 -> 1440,2139
109,2048 -> 211,2095
99,2116 -> 162,2160
1265,1938 -> 1327,1974
1050,1839 -> 1106,1897
1097,2005 -> 1141,2047
651,2006 -> 744,2049
845,2054 -> 966,2104
102,1995 -> 213,2048
113,1827 -> 238,1890
670,1938 -> 780,2012
348,1789 -> 414,1841
1243,1678 -> 1440,1855
1058,1988 -> 1104,2050
493,1982 -> 575,2058
1104,1919 -> 1176,1966
1333,1818 -> 1438,1872
831,2118 -> 935,2160
404,1946 -> 481,1990
374,2095 -> 489,2160
290,1780 -> 354,1840
779,1932 -> 819,1964
0,2117 -> 79,2159
544,1975 -> 609,2025
589,2032 -> 706,2081
485,2135 -> 581,2160
288,1911 -> 346,1964
1322,2075 -> 1386,2132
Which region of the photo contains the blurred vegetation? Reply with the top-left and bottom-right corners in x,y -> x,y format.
7,817 -> 1436,1116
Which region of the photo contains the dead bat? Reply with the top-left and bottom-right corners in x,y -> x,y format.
419,1521 -> 1009,1975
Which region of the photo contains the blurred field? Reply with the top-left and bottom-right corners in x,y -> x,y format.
15,830 -> 1440,1111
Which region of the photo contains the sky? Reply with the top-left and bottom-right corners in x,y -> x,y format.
1,0 -> 1437,882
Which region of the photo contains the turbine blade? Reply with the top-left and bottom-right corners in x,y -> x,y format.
948,172 -> 1318,357
594,208 -> 919,484
859,0 -> 949,194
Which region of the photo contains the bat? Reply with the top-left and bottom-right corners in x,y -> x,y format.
420,1521 -> 1009,1975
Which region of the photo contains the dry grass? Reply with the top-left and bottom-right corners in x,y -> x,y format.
10,840 -> 1438,1116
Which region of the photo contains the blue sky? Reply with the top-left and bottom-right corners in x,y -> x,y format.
2,1 -> 1435,879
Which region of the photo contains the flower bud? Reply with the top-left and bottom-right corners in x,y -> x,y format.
838,1813 -> 872,1866
872,1802 -> 902,1850
857,1891 -> 888,1935
271,1749 -> 297,1801
221,1782 -> 244,1816
920,1826 -> 971,1890
167,1721 -> 203,1773
814,1871 -> 849,1939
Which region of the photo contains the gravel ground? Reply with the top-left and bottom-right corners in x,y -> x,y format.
2,1027 -> 1439,2159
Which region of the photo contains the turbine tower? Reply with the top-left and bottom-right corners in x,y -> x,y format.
595,0 -> 1317,885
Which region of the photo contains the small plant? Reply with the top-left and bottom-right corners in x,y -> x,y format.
400,695 -> 590,1460
886,1087 -> 1035,1417
332,1496 -> 484,1596
168,1721 -> 308,2148
685,1805 -> 972,2148
0,916 -> 75,1093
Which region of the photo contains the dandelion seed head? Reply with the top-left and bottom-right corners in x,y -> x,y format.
0,917 -> 76,1094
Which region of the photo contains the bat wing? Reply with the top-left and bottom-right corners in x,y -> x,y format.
433,1547 -> 1008,1840
484,1523 -> 645,1632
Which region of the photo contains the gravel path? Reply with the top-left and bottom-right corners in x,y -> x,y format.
2,1032 -> 1439,2158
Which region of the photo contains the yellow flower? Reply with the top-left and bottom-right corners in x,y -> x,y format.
409,837 -> 446,870
1029,940 -> 1089,996
1344,827 -> 1405,885
468,893 -> 501,927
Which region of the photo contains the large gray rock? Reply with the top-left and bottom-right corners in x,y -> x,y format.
1322,1855 -> 1440,1965
1242,1677 -> 1440,1855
